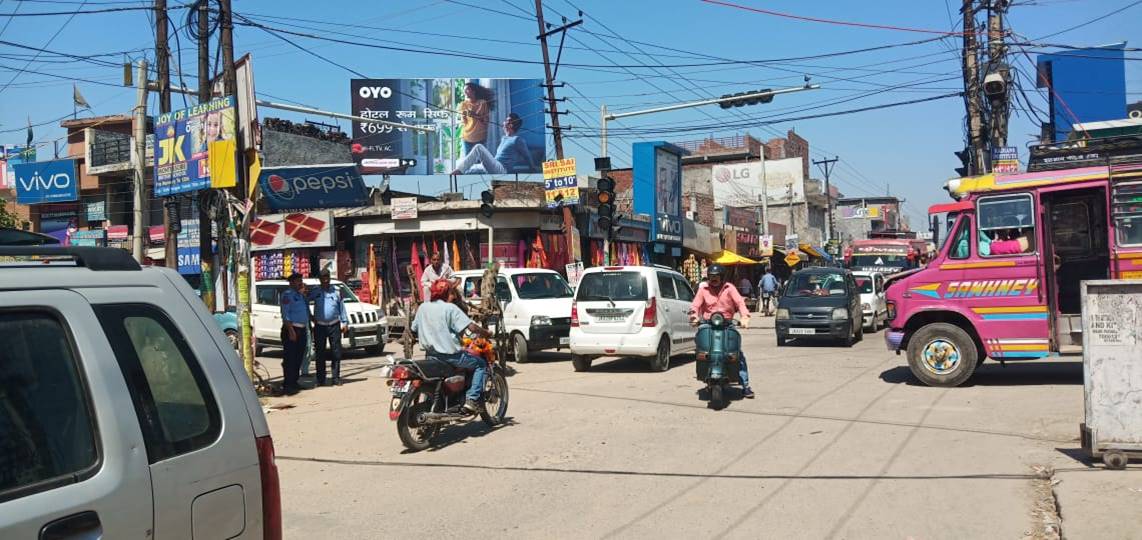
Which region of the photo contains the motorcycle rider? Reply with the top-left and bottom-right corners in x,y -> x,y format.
690,263 -> 755,398
758,268 -> 779,316
411,278 -> 492,414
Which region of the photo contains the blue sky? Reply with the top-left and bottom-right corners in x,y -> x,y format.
1,0 -> 1139,225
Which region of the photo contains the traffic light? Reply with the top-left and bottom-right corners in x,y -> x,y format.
480,189 -> 495,218
954,147 -> 972,177
719,88 -> 774,109
596,176 -> 616,232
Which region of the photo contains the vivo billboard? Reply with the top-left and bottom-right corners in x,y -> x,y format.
13,159 -> 78,205
633,141 -> 686,244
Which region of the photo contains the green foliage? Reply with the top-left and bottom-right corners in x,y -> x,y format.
0,198 -> 22,229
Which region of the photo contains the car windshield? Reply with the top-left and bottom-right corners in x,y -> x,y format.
850,254 -> 907,268
337,284 -> 360,303
513,273 -> 573,300
854,276 -> 874,294
576,271 -> 647,302
786,272 -> 847,297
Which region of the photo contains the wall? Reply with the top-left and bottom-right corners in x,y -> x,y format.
763,129 -> 810,180
1037,44 -> 1127,142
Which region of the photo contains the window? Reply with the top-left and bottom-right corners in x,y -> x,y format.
576,271 -> 648,302
0,312 -> 98,502
495,277 -> 512,302
256,285 -> 282,306
1051,202 -> 1092,255
657,273 -> 678,300
513,273 -> 574,300
336,284 -> 361,303
875,274 -> 884,294
949,216 -> 971,260
672,275 -> 694,302
95,304 -> 221,464
854,276 -> 874,294
1112,181 -> 1142,247
977,194 -> 1036,257
785,272 -> 847,297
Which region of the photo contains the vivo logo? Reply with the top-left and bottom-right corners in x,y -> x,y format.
18,171 -> 71,191
267,174 -> 355,200
358,86 -> 393,99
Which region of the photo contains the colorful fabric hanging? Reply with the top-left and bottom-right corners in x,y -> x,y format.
452,238 -> 462,270
390,242 -> 402,302
410,241 -> 424,298
367,243 -> 378,305
530,231 -> 549,269
517,239 -> 527,269
443,240 -> 451,270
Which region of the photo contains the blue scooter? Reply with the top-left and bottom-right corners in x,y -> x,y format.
694,312 -> 742,409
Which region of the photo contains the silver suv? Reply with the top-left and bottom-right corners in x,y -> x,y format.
0,247 -> 281,539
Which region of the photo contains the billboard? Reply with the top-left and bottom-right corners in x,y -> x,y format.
249,211 -> 334,252
14,159 -> 78,205
257,164 -> 368,211
632,142 -> 686,245
154,96 -> 237,196
350,78 -> 546,175
543,158 -> 578,208
2,145 -> 36,188
758,157 -> 806,204
712,162 -> 764,208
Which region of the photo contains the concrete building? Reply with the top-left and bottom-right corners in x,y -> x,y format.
834,196 -> 905,243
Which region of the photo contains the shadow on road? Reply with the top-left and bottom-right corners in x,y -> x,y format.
411,417 -> 519,454
879,360 -> 1082,387
586,354 -> 696,374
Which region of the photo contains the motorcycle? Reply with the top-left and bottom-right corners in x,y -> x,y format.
385,337 -> 510,451
694,312 -> 742,409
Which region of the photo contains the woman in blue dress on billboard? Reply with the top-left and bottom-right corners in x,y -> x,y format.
450,113 -> 535,175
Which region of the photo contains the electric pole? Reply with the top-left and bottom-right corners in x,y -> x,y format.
988,0 -> 1009,150
963,0 -> 987,174
132,60 -> 149,264
156,0 -> 177,269
813,156 -> 838,246
534,0 -> 582,264
196,0 -> 214,310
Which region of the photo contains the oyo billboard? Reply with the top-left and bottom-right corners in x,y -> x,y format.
632,141 -> 686,245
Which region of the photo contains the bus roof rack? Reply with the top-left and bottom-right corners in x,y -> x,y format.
1027,135 -> 1142,172
0,247 -> 142,271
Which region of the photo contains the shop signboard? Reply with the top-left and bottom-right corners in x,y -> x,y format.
249,210 -> 334,252
785,233 -> 800,250
176,219 -> 200,275
543,158 -> 578,208
2,145 -> 35,188
148,225 -> 165,244
153,96 -> 237,196
71,229 -> 106,247
391,197 -> 418,220
992,146 -> 1020,175
349,78 -> 546,175
723,206 -> 755,230
84,200 -> 106,222
257,163 -> 368,210
14,159 -> 78,204
633,141 -> 686,245
760,235 -> 774,257
565,261 -> 584,288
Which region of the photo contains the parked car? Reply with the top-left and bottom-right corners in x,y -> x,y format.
852,271 -> 888,332
454,267 -> 574,363
252,278 -> 387,355
775,267 -> 863,347
0,246 -> 280,539
569,265 -> 696,372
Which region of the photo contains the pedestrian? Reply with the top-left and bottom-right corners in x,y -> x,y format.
279,273 -> 309,395
758,267 -> 779,316
308,269 -> 349,386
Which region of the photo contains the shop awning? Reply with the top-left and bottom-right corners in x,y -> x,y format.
798,243 -> 833,262
713,250 -> 758,265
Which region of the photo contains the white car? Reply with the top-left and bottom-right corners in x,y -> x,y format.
454,267 -> 574,363
569,265 -> 696,372
252,278 -> 388,354
852,271 -> 888,332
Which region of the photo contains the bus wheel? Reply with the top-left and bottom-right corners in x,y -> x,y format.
906,323 -> 978,387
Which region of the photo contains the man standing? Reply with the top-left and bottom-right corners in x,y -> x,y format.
758,267 -> 779,316
279,273 -> 309,395
308,270 -> 348,386
421,251 -> 458,302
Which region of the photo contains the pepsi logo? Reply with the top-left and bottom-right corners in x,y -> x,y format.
268,175 -> 288,193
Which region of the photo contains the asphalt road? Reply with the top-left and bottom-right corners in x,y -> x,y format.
260,317 -> 1140,539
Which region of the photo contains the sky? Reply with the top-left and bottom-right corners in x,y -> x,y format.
0,0 -> 1139,227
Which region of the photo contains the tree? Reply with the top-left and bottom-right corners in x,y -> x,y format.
0,198 -> 25,229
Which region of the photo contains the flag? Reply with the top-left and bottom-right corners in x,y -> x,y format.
25,117 -> 32,147
73,84 -> 90,110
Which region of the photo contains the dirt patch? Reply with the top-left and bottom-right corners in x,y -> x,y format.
1026,465 -> 1062,540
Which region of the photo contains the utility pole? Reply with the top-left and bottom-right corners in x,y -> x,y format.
156,0 -> 177,268
813,156 -> 838,246
963,0 -> 987,174
196,0 -> 214,310
534,0 -> 582,264
132,59 -> 149,264
987,0 -> 1009,150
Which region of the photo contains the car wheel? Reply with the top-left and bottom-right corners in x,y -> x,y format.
366,342 -> 385,355
224,329 -> 240,349
906,323 -> 980,387
855,319 -> 864,342
255,344 -> 264,356
571,354 -> 592,372
776,333 -> 787,347
843,321 -> 856,347
512,333 -> 530,364
653,337 -> 671,372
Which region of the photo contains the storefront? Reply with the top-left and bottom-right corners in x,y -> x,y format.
581,212 -> 651,267
250,210 -> 338,283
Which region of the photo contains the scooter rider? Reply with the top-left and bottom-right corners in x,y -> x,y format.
411,278 -> 492,413
690,263 -> 755,398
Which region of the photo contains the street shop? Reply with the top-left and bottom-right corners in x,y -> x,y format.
582,211 -> 652,267
250,210 -> 338,283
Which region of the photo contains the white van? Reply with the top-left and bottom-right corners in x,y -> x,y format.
852,271 -> 888,332
454,268 -> 573,363
252,278 -> 387,354
569,265 -> 696,372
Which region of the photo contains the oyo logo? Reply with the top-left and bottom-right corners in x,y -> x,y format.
18,170 -> 71,192
358,85 -> 393,99
266,173 -> 355,201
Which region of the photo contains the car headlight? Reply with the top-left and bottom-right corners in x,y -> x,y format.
832,307 -> 849,320
531,315 -> 552,326
776,308 -> 790,320
862,303 -> 871,312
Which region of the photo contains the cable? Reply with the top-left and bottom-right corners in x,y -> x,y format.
0,0 -> 90,97
1030,0 -> 1142,40
0,4 -> 179,16
699,0 -> 979,36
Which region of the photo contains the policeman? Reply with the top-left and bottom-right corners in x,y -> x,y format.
308,269 -> 349,386
279,272 -> 310,395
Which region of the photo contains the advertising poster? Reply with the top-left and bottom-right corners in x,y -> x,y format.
759,157 -> 807,204
258,164 -> 368,211
543,158 -> 578,208
2,145 -> 35,188
249,211 -> 334,252
350,78 -> 546,175
654,148 -> 682,243
391,197 -> 419,220
154,96 -> 237,196
712,162 -> 763,208
176,219 -> 201,275
760,235 -> 774,257
13,159 -> 78,205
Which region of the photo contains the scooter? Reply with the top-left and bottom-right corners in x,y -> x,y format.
694,312 -> 742,409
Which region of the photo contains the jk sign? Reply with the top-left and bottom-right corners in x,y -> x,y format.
14,159 -> 78,205
258,164 -> 369,211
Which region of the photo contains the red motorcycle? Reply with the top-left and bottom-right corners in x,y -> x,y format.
385,338 -> 509,451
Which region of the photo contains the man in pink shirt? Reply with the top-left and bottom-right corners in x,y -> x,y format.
690,264 -> 754,398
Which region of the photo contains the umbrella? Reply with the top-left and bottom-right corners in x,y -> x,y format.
713,249 -> 759,266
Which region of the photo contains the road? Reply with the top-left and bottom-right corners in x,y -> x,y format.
260,317 -> 1140,539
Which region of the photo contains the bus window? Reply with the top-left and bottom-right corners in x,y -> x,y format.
1113,182 -> 1142,247
949,216 -> 971,260
978,194 -> 1036,257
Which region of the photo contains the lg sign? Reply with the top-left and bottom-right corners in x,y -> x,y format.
358,86 -> 393,99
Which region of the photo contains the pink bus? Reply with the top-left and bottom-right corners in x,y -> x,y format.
885,146 -> 1142,387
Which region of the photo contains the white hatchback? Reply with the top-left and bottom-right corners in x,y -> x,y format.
569,265 -> 696,372
852,271 -> 888,332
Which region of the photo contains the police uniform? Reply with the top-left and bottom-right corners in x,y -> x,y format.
280,286 -> 310,392
308,285 -> 348,385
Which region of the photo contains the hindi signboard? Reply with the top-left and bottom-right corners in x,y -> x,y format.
543,158 -> 578,208
391,197 -> 418,220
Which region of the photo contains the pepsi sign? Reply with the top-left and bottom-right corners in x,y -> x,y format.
14,159 -> 78,205
258,164 -> 368,211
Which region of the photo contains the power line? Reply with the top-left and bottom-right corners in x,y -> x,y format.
0,0 -> 90,97
700,0 -> 981,36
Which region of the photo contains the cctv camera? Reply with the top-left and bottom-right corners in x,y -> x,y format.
983,71 -> 1007,98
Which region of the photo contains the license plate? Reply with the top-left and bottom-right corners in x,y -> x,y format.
356,335 -> 377,346
390,380 -> 411,395
789,328 -> 815,335
596,316 -> 624,322
559,337 -> 570,345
